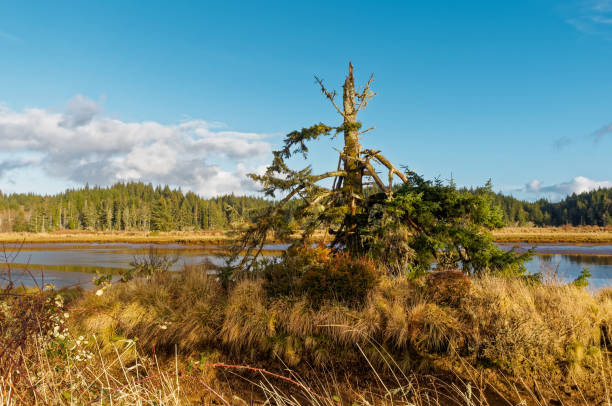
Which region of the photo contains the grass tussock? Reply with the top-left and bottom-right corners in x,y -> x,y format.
75,264 -> 225,356
67,265 -> 612,405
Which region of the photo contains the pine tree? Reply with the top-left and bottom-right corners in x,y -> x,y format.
151,198 -> 173,231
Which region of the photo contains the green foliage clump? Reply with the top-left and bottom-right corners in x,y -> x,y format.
123,247 -> 178,281
364,175 -> 532,277
573,267 -> 592,288
263,245 -> 379,307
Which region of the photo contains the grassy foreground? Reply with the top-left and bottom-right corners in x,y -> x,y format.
1,226 -> 612,245
2,264 -> 611,405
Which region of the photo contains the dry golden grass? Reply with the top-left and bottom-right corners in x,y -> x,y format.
4,338 -> 186,405
0,275 -> 499,405
0,336 -> 501,406
493,225 -> 612,243
73,264 -> 225,357
1,226 -> 612,245
0,230 -> 234,245
0,229 -> 331,245
68,266 -> 612,404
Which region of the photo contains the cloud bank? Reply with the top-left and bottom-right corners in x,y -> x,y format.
523,176 -> 612,201
0,95 -> 272,197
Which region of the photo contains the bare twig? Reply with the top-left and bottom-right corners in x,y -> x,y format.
355,73 -> 377,112
315,76 -> 346,117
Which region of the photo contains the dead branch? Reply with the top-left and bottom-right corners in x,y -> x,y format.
334,148 -> 366,165
356,73 -> 377,112
364,163 -> 389,193
331,154 -> 343,191
315,76 -> 345,117
311,170 -> 347,183
363,149 -> 408,183
359,126 -> 375,135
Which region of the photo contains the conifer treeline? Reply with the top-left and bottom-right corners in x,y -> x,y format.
492,188 -> 612,226
1,182 -> 611,232
0,182 -> 272,232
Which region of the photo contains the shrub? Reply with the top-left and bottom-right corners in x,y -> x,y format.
573,267 -> 592,288
262,246 -> 328,298
301,251 -> 379,306
363,176 -> 532,277
263,246 -> 378,307
122,246 -> 178,281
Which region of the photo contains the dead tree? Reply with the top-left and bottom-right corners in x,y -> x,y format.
236,62 -> 408,270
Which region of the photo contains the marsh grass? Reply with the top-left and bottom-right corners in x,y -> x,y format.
493,226 -> 612,243
8,338 -> 184,405
0,229 -> 328,245
2,239 -> 611,405
0,230 -> 235,245
63,264 -> 612,405
1,226 -> 611,246
0,333 -> 503,406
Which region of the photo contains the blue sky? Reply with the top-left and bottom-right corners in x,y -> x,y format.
1,1 -> 611,200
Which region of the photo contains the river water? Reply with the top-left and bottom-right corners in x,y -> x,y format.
1,242 -> 611,291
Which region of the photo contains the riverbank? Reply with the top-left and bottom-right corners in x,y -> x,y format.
1,226 -> 612,244
0,230 -> 236,245
493,226 -> 612,243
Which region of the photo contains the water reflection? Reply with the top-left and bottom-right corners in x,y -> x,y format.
0,242 -> 610,290
523,254 -> 611,291
0,266 -> 101,290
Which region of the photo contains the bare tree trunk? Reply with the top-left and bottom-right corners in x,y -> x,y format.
341,62 -> 363,251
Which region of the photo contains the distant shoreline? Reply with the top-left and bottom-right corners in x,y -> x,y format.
0,230 -> 236,245
492,226 -> 612,244
1,226 -> 612,244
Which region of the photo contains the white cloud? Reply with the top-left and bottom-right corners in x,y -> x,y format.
59,94 -> 104,128
0,96 -> 273,197
566,0 -> 612,37
523,176 -> 612,201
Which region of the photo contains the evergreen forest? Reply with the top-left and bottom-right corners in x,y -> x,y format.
1,181 -> 611,232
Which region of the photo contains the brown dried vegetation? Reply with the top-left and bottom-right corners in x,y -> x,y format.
64,263 -> 612,405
